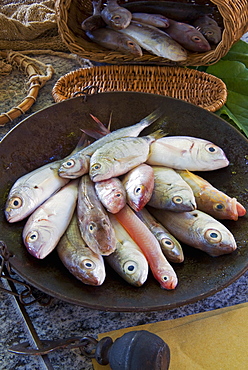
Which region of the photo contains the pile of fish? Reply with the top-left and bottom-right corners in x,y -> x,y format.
4,107 -> 246,290
81,0 -> 222,61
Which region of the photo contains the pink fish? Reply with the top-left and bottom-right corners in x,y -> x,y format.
95,177 -> 126,214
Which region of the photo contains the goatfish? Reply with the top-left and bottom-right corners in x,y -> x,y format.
131,12 -> 170,28
164,18 -> 211,52
5,133 -> 87,223
122,1 -> 215,23
119,21 -> 187,61
56,213 -> 106,286
121,163 -> 154,212
95,177 -> 126,214
136,207 -> 184,263
81,0 -> 106,32
146,136 -> 229,171
90,130 -> 165,182
106,213 -> 149,286
85,27 -> 143,56
115,205 -> 178,290
101,0 -> 132,30
23,179 -> 79,259
150,208 -> 237,257
148,166 -> 196,212
58,106 -> 167,179
77,174 -> 116,256
177,170 -> 246,220
193,15 -> 222,44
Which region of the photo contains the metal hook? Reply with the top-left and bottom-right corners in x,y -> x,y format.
73,85 -> 100,101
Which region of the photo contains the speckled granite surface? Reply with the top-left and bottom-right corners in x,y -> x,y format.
1,32 -> 248,370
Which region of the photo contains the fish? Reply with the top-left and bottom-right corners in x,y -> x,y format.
131,12 -> 170,28
5,134 -> 88,223
85,27 -> 143,56
121,163 -> 154,212
164,18 -> 211,52
146,136 -> 229,171
193,15 -> 222,44
119,21 -> 187,61
148,166 -> 196,212
101,0 -> 132,30
150,208 -> 237,257
58,106 -> 166,179
95,177 -> 126,214
122,1 -> 215,23
81,0 -> 106,32
22,179 -> 79,259
77,174 -> 116,256
136,207 -> 184,263
106,213 -> 149,286
89,130 -> 165,182
177,170 -> 246,220
115,204 -> 178,290
56,213 -> 106,286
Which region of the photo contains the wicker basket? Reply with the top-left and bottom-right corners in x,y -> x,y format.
52,65 -> 227,112
55,0 -> 248,66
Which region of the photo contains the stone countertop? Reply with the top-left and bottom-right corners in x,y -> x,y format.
0,47 -> 248,370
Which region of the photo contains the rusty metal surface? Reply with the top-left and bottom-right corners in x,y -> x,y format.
0,92 -> 247,312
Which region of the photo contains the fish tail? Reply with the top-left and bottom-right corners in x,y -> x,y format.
139,106 -> 168,129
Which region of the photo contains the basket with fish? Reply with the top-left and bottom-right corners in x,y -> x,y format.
55,0 -> 248,66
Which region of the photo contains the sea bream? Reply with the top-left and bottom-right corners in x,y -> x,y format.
90,130 -> 165,182
23,179 -> 79,259
177,170 -> 246,220
101,0 -> 132,30
77,174 -> 116,256
150,208 -> 237,257
121,163 -> 154,211
106,213 -> 149,287
58,107 -> 166,179
148,166 -> 196,212
146,136 -> 229,171
56,213 -> 106,286
193,15 -> 222,44
119,21 -> 187,61
95,177 -> 126,214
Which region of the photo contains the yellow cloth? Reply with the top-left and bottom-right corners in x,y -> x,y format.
94,302 -> 248,370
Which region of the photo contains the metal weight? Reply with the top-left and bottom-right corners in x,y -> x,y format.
94,330 -> 170,370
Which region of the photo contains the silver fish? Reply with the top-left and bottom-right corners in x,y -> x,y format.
90,130 -> 164,182
23,179 -> 79,259
77,174 -> 116,256
81,0 -> 106,32
119,21 -> 187,61
136,207 -> 184,263
150,208 -> 237,257
164,18 -> 211,52
106,213 -> 149,286
86,27 -> 143,56
5,134 -> 87,223
147,136 -> 229,171
95,177 -> 126,214
57,213 -> 106,286
131,12 -> 170,28
121,163 -> 154,211
101,0 -> 132,30
193,15 -> 222,44
58,106 -> 166,179
148,166 -> 196,212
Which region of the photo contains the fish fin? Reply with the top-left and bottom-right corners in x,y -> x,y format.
82,114 -> 111,139
149,129 -> 167,140
139,106 -> 168,129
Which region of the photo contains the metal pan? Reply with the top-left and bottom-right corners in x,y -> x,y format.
0,92 -> 247,312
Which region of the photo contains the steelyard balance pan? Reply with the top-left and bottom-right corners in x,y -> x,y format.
0,92 -> 247,311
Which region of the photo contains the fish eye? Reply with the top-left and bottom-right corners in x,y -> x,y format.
81,259 -> 96,270
26,230 -> 39,243
114,192 -> 122,198
214,203 -> 225,211
127,41 -> 135,47
112,14 -> 121,21
172,196 -> 183,204
9,196 -> 23,209
92,163 -> 101,171
63,159 -> 75,169
205,143 -> 218,153
134,185 -> 144,195
204,229 -> 222,243
206,31 -> 213,35
123,261 -> 138,275
163,275 -> 169,281
192,35 -> 201,42
162,238 -> 174,249
88,222 -> 96,233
